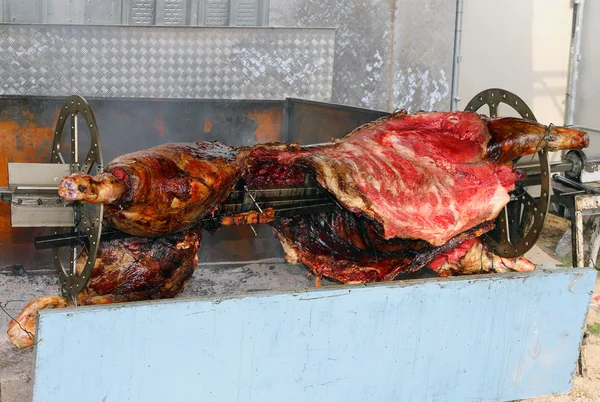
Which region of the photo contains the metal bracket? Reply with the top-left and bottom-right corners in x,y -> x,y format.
50,95 -> 104,300
465,88 -> 551,258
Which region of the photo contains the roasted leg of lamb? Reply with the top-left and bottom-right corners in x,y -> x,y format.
59,142 -> 243,237
8,229 -> 201,348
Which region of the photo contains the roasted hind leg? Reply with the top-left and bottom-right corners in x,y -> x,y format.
7,296 -> 71,348
7,228 -> 201,349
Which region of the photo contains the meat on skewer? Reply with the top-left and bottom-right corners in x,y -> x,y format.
59,142 -> 245,237
58,111 -> 587,246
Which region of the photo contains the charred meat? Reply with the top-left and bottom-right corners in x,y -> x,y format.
8,228 -> 201,348
59,142 -> 243,237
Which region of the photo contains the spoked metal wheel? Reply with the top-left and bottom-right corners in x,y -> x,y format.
465,88 -> 551,258
50,95 -> 104,302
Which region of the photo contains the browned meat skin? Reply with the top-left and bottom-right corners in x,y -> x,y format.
7,296 -> 71,349
486,117 -> 588,164
60,141 -> 245,237
270,208 -> 493,284
219,208 -> 275,226
58,172 -> 127,204
77,228 -> 201,304
7,228 -> 201,348
429,238 -> 535,277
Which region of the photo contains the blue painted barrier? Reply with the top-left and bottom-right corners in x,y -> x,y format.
32,268 -> 596,402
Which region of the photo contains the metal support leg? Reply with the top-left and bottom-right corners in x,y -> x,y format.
587,216 -> 600,267
572,194 -> 600,267
572,209 -> 585,268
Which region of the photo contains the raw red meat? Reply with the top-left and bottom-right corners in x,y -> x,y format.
246,111 -> 588,246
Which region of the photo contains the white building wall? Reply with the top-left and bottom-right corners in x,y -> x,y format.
458,0 -> 572,126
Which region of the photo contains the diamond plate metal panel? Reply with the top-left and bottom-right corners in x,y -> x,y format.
0,24 -> 334,100
391,0 -> 454,112
270,0 -> 455,111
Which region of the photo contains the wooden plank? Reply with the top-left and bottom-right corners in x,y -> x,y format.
32,268 -> 596,402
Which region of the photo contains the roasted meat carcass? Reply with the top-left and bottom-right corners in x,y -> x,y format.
59,142 -> 243,236
56,111 -> 587,285
8,229 -> 201,348
60,111 -> 587,245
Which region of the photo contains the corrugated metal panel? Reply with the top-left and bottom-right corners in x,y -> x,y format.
203,0 -> 229,25
0,0 -> 269,25
0,24 -> 335,100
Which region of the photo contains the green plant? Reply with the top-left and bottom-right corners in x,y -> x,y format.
587,322 -> 600,336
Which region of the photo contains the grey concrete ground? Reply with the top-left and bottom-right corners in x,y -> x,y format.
0,261 -> 332,402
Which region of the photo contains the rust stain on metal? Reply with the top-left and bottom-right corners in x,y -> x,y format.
0,111 -> 54,269
203,119 -> 213,133
247,107 -> 282,143
0,120 -> 54,185
154,122 -> 165,137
